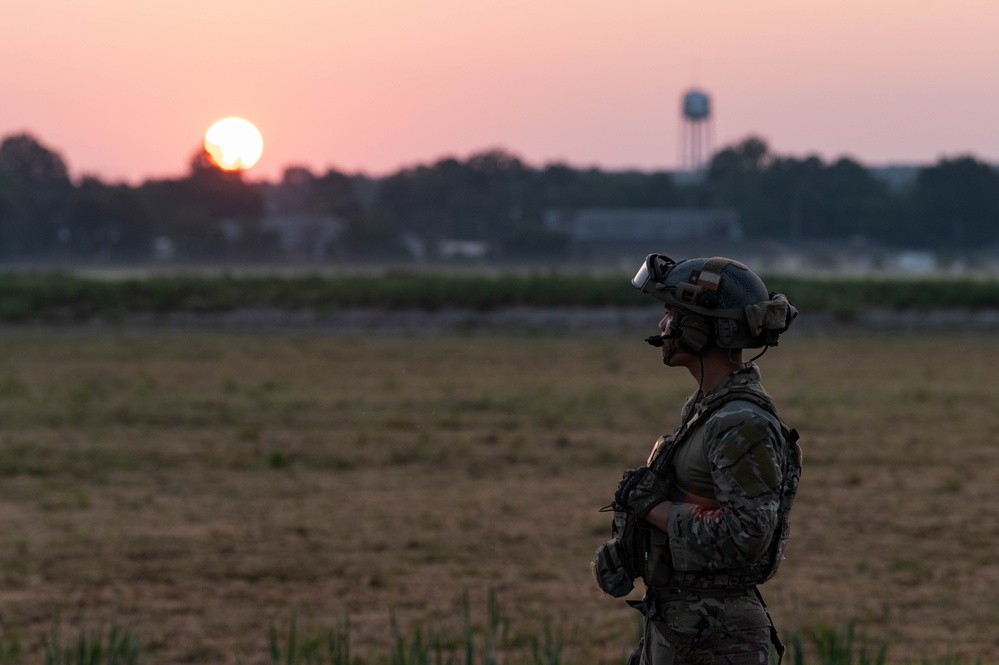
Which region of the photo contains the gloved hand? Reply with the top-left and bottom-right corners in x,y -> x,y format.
614,467 -> 650,509
613,466 -> 670,518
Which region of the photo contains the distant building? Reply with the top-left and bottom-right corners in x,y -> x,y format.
399,236 -> 492,262
437,239 -> 490,260
868,165 -> 920,191
889,250 -> 937,274
544,208 -> 742,257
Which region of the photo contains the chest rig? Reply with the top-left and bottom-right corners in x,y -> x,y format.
641,382 -> 801,591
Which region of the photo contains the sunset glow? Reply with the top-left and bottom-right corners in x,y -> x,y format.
204,117 -> 263,171
5,1 -> 999,183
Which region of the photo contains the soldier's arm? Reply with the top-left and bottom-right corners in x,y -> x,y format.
643,499 -> 673,533
664,409 -> 782,571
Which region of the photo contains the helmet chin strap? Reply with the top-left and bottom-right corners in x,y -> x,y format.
696,355 -> 706,399
659,324 -> 683,366
661,338 -> 677,365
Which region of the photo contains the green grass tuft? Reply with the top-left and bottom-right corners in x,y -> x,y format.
42,617 -> 141,665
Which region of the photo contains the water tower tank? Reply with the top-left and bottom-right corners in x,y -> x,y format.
682,89 -> 711,120
678,89 -> 713,171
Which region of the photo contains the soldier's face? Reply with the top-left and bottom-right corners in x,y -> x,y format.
659,305 -> 698,368
658,306 -> 675,336
659,306 -> 682,366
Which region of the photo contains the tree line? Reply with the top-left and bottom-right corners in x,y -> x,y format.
1,131 -> 997,263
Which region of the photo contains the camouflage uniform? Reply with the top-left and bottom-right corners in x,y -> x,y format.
631,364 -> 787,665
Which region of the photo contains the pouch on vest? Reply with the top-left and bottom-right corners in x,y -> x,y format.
759,426 -> 802,583
642,527 -> 673,588
591,538 -> 635,598
592,491 -> 653,597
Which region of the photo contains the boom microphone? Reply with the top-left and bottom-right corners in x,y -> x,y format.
644,330 -> 679,347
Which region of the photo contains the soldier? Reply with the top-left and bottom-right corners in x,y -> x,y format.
592,254 -> 801,665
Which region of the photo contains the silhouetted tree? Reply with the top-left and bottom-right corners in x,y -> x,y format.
372,149 -> 689,258
0,173 -> 34,259
64,177 -> 156,260
708,136 -> 771,178
706,138 -> 903,242
161,206 -> 225,261
0,133 -> 73,257
0,132 -> 70,188
128,148 -> 266,262
706,136 -> 773,236
313,169 -> 366,221
183,147 -> 263,220
5,128 -> 998,263
911,156 -> 999,250
821,157 -> 898,241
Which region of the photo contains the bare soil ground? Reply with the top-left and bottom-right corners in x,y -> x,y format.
0,329 -> 997,663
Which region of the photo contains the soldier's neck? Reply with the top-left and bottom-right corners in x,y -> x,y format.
691,352 -> 746,396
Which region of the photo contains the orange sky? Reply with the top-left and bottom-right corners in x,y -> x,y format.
3,0 -> 998,183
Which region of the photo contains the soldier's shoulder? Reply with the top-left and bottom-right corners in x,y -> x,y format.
706,398 -> 780,449
710,397 -> 778,427
706,404 -> 780,468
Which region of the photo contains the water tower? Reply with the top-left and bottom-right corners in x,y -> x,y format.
678,89 -> 713,172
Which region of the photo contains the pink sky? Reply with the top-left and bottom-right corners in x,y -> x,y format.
3,0 -> 998,184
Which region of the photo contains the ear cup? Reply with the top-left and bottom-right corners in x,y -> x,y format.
675,313 -> 714,355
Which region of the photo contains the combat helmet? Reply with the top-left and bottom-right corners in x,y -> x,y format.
632,253 -> 797,352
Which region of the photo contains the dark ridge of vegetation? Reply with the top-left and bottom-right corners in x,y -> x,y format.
4,130 -> 999,264
0,272 -> 997,323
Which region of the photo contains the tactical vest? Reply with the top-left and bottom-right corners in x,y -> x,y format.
640,382 -> 801,590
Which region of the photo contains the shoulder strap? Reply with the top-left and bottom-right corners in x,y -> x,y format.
649,386 -> 778,474
684,385 -> 782,441
709,386 -> 776,419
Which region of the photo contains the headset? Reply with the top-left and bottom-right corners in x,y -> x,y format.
644,292 -> 718,356
671,310 -> 714,355
669,263 -> 727,355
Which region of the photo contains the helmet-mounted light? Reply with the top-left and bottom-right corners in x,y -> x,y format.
631,253 -> 675,294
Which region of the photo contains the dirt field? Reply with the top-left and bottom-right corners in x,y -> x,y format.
0,328 -> 997,663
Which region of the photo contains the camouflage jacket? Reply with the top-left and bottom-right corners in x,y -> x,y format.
650,364 -> 788,578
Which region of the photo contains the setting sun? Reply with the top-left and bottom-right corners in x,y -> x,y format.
203,117 -> 263,171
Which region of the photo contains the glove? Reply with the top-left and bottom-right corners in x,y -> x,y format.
614,467 -> 649,509
614,466 -> 670,518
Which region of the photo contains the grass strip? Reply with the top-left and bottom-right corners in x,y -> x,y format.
0,271 -> 998,322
